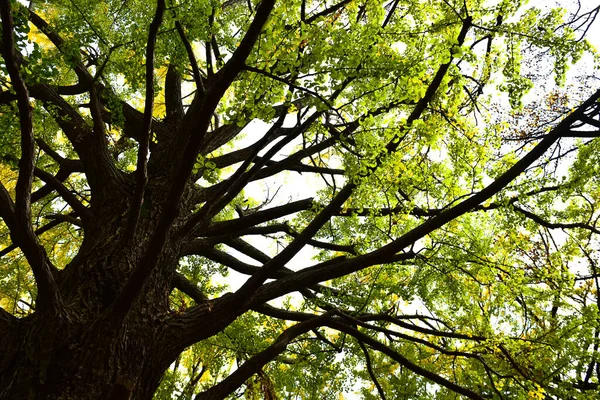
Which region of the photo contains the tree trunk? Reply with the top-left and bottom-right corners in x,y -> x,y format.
0,202 -> 187,399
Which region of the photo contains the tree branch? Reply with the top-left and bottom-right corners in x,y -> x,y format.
0,0 -> 64,316
28,84 -> 92,160
125,0 -> 165,241
305,0 -> 354,24
174,21 -> 204,93
198,198 -> 313,237
181,242 -> 336,296
325,318 -> 485,400
194,315 -> 330,400
172,273 -> 208,304
252,89 -> 600,305
33,167 -> 91,221
0,218 -> 63,258
164,64 -> 185,125
513,205 -> 600,234
358,340 -> 387,400
210,0 -> 276,97
27,10 -> 93,85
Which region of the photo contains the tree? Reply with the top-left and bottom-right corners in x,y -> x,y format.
0,0 -> 600,398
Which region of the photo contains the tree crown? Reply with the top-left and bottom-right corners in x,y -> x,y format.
1,0 -> 600,398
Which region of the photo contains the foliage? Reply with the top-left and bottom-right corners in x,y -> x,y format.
1,0 -> 600,399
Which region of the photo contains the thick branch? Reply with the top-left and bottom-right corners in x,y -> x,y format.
33,167 -> 91,220
126,0 -> 165,241
194,315 -> 329,400
164,64 -> 185,125
1,0 -> 63,316
172,273 -> 208,303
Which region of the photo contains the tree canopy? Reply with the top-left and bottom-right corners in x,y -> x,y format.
1,0 -> 600,398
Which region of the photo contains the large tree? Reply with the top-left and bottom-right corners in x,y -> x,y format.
1,0 -> 600,398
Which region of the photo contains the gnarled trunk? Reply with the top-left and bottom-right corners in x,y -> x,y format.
0,201 -> 189,400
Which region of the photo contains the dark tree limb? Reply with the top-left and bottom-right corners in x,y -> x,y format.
1,0 -> 36,223
210,126 -> 297,169
252,90 -> 600,305
564,129 -> 600,138
181,243 -> 336,296
32,138 -> 84,203
0,305 -> 15,325
358,340 -> 387,400
235,184 -> 356,300
199,124 -> 245,156
325,318 -> 486,400
0,218 -> 64,258
182,107 -> 298,237
193,314 -> 330,400
172,273 -> 208,304
0,0 -> 64,317
198,198 -> 314,237
513,205 -> 600,234
244,65 -> 334,109
33,167 -> 91,221
232,222 -> 355,254
125,0 -> 165,242
29,84 -> 92,160
175,21 -> 204,93
252,250 -> 417,303
30,164 -> 82,203
210,0 -> 276,97
336,185 -> 564,218
164,64 -> 185,126
305,0 -> 354,24
224,238 -> 271,263
248,136 -> 339,181
100,93 -> 170,143
251,303 -> 314,322
45,213 -> 83,227
0,182 -> 63,316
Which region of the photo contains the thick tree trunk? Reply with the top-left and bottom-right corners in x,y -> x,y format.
1,322 -> 175,399
0,272 -> 175,399
0,203 -> 186,399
